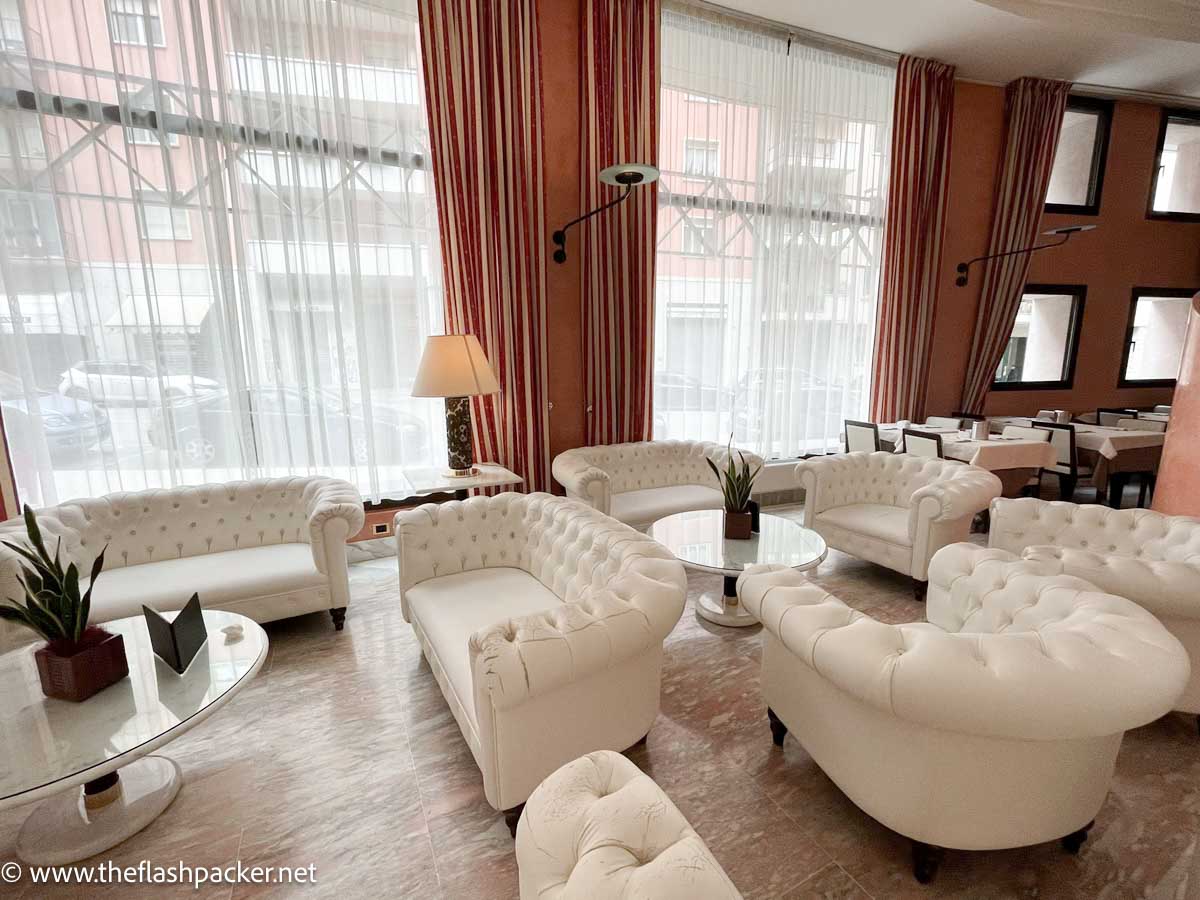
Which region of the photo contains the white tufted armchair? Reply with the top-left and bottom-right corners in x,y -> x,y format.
394,493 -> 687,829
0,476 -> 365,650
551,440 -> 764,530
989,497 -> 1200,715
794,451 -> 1002,599
516,750 -> 741,899
740,556 -> 1188,883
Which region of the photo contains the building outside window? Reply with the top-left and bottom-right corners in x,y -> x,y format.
111,0 -> 165,46
992,286 -> 1085,390
1044,97 -> 1111,215
683,138 -> 720,177
1120,289 -> 1196,386
1149,109 -> 1200,220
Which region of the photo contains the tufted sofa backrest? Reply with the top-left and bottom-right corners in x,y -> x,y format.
0,478 -> 333,586
990,498 -> 1200,564
396,493 -> 678,602
797,451 -> 976,515
739,563 -> 1189,741
554,440 -> 732,495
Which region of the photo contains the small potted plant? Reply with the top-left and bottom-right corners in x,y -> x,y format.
706,439 -> 762,540
0,505 -> 125,702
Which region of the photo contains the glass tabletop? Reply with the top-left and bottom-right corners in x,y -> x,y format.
648,509 -> 826,574
0,610 -> 267,806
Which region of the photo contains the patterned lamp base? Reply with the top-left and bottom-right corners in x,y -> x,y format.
444,395 -> 477,477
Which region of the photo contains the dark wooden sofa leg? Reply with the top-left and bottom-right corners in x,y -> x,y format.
768,707 -> 788,747
504,804 -> 525,839
330,607 -> 347,631
1061,820 -> 1094,855
912,841 -> 944,883
912,579 -> 928,602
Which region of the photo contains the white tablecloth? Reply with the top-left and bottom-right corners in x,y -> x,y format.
990,419 -> 1166,460
879,425 -> 1056,471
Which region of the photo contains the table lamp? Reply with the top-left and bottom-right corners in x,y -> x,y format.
412,334 -> 500,477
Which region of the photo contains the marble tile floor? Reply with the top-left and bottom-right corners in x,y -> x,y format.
2,505 -> 1196,899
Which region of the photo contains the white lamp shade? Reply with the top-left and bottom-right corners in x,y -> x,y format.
412,334 -> 501,398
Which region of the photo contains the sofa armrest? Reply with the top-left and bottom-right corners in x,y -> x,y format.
908,469 -> 1001,536
551,452 -> 612,514
469,556 -> 686,711
303,478 -> 365,574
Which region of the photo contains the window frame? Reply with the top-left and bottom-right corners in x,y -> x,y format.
1044,96 -> 1112,217
1147,107 -> 1200,223
989,283 -> 1087,392
1118,286 -> 1198,388
138,194 -> 191,241
110,0 -> 166,48
682,138 -> 720,179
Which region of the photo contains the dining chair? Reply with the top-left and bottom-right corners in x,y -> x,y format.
1118,417 -> 1167,433
902,429 -> 943,459
924,416 -> 963,430
1033,422 -> 1092,501
952,411 -> 987,422
845,420 -> 880,453
1097,407 -> 1138,427
1034,409 -> 1056,421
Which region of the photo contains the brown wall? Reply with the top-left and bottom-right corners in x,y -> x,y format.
539,0 -> 587,464
926,82 -> 1200,418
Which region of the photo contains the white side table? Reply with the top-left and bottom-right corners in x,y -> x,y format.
648,509 -> 826,627
0,610 -> 267,865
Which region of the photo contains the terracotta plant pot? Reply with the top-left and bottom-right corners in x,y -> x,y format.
724,510 -> 753,540
35,627 -> 129,702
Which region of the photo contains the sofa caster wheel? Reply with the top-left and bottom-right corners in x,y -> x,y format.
912,842 -> 943,883
504,804 -> 524,839
911,579 -> 928,602
1061,820 -> 1094,855
330,607 -> 347,631
767,707 -> 788,747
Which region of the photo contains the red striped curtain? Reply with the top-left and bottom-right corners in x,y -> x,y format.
580,0 -> 659,445
869,56 -> 956,423
418,0 -> 551,491
960,77 -> 1071,414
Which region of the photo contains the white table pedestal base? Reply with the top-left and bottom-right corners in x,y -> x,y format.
17,756 -> 182,865
696,583 -> 758,628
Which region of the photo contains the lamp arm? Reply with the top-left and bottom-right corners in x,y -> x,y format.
954,233 -> 1070,286
551,186 -> 632,264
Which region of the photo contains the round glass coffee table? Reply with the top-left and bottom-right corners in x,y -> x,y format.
0,610 -> 267,864
649,509 -> 827,627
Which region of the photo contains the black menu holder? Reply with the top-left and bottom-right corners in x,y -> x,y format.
143,593 -> 209,675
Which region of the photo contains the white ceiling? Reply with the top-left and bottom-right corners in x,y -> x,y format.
719,0 -> 1200,98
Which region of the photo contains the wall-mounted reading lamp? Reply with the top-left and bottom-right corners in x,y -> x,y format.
551,163 -> 660,264
954,224 -> 1097,287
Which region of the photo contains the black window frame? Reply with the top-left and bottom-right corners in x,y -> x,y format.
1044,96 -> 1112,217
990,283 -> 1087,392
1118,286 -> 1198,388
1147,107 -> 1200,223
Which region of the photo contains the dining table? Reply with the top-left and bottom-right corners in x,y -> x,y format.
876,424 -> 1057,497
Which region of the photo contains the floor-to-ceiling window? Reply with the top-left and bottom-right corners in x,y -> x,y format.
0,0 -> 443,506
654,6 -> 894,458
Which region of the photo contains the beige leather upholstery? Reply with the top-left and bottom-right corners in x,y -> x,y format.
989,497 -> 1200,712
0,476 -> 364,649
516,751 -> 741,899
794,451 -> 1001,581
395,493 -> 687,811
740,556 -> 1187,852
552,440 -> 763,529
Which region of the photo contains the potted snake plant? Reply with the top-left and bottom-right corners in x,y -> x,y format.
0,505 -> 125,702
706,439 -> 762,540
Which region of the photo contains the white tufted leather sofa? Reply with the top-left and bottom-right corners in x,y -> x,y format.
551,440 -> 764,530
0,476 -> 364,650
793,451 -> 1002,597
394,493 -> 687,821
740,555 -> 1187,882
516,750 -> 740,899
989,497 -> 1200,713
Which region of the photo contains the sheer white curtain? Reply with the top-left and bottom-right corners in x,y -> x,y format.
654,6 -> 894,458
0,0 -> 443,507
